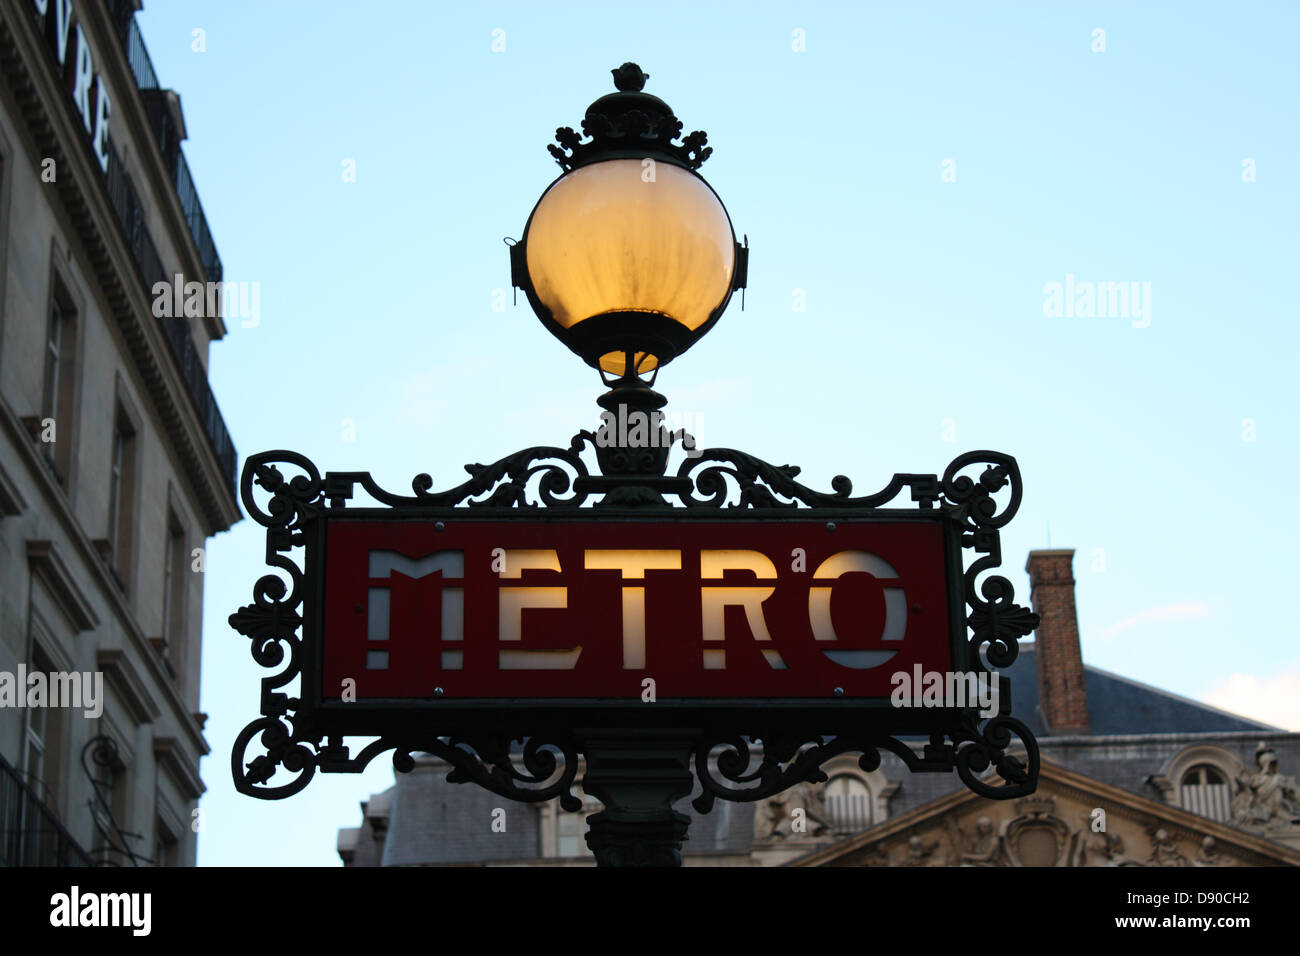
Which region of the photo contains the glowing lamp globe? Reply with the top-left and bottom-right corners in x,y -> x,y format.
509,63 -> 748,396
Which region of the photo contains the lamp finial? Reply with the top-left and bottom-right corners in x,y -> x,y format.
611,63 -> 648,92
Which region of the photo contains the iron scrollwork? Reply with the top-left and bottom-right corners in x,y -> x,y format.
230,433 -> 1041,813
692,718 -> 1040,813
683,447 -> 1040,806
82,736 -> 152,866
228,449 -> 584,808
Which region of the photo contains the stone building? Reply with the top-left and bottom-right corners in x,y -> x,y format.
0,0 -> 238,865
337,549 -> 1300,866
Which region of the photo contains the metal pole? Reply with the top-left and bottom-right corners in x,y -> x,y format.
579,729 -> 699,867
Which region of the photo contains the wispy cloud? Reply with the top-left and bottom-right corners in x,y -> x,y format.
1100,601 -> 1210,640
1203,670 -> 1300,731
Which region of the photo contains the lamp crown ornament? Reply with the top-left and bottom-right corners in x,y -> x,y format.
611,62 -> 647,91
548,62 -> 713,171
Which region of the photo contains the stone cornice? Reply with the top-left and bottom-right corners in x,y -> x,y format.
26,539 -> 99,630
0,453 -> 26,514
154,736 -> 206,800
98,648 -> 162,724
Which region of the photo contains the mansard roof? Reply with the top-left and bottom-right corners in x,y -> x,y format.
1002,644 -> 1280,737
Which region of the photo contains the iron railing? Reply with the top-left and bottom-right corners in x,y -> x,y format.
105,140 -> 161,286
157,284 -> 239,489
0,752 -> 93,867
122,17 -> 159,91
107,0 -> 224,283
106,142 -> 238,493
174,152 -> 223,282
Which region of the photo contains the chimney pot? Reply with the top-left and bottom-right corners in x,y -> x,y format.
1026,549 -> 1089,733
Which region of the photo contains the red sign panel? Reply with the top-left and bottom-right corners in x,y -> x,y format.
320,519 -> 955,701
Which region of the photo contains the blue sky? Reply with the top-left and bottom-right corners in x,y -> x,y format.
133,1 -> 1299,865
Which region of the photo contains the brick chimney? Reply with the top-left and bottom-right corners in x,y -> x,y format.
1025,549 -> 1089,733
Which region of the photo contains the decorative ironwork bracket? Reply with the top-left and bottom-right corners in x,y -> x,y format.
229,430 -> 1040,816
82,736 -> 152,866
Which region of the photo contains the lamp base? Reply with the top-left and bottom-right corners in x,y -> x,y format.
588,376 -> 681,505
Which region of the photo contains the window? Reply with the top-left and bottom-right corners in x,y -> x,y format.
108,424 -> 123,541
154,821 -> 180,867
24,695 -> 46,782
22,650 -> 64,817
555,789 -> 602,858
1180,764 -> 1232,822
105,409 -> 137,588
824,774 -> 872,834
42,304 -> 62,420
0,141 -> 12,367
160,512 -> 187,677
39,295 -> 77,482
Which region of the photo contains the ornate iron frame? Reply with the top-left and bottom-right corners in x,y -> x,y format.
230,431 -> 1041,817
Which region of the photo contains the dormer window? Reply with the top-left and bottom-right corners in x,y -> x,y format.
1180,764 -> 1231,822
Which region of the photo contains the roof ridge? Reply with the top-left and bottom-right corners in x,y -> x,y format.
1019,642 -> 1285,732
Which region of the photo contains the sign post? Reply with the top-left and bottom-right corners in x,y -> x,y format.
229,64 -> 1042,866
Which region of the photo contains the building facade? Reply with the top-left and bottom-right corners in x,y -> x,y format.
0,0 -> 238,865
337,549 -> 1300,866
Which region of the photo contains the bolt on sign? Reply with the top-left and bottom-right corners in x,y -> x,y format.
231,441 -> 1042,809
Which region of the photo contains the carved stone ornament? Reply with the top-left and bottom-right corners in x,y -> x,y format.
1232,742 -> 1300,831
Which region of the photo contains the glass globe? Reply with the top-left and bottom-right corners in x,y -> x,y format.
524,158 -> 737,376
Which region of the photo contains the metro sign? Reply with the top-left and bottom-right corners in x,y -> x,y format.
315,518 -> 960,703
232,444 -> 1039,806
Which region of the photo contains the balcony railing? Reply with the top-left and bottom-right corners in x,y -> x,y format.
175,152 -> 223,282
0,752 -> 93,867
122,17 -> 159,92
106,142 -> 238,494
107,0 -> 223,284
